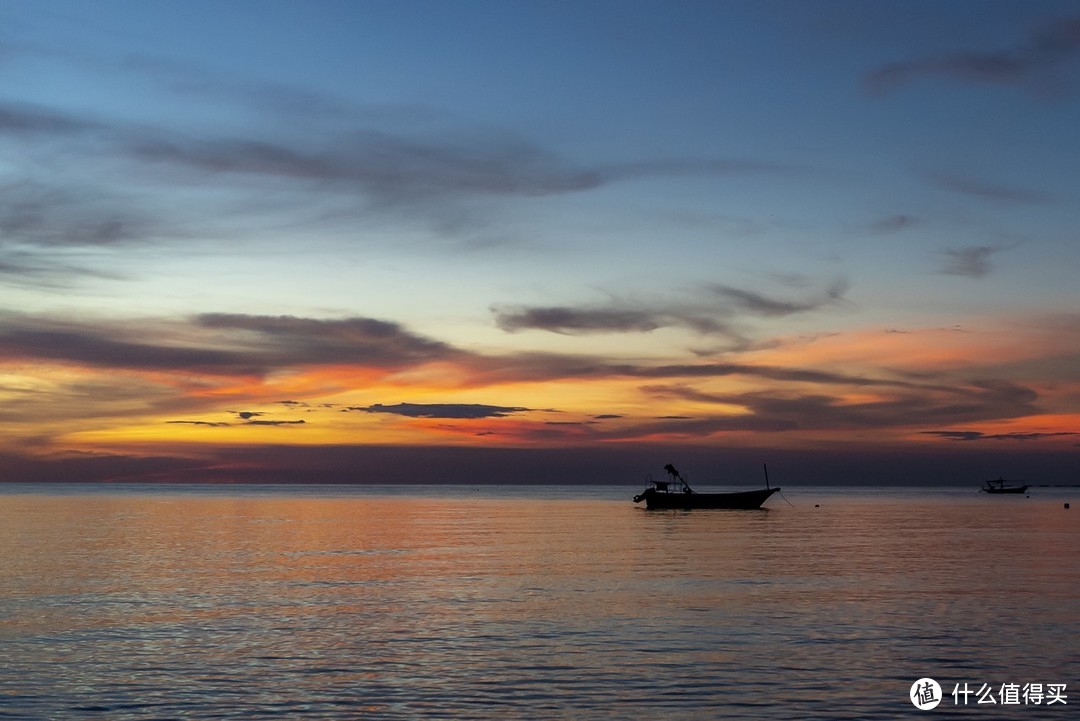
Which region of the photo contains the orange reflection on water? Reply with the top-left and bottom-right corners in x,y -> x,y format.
3,487 -> 1077,718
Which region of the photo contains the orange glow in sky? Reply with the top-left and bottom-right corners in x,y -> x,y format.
2,3 -> 1078,484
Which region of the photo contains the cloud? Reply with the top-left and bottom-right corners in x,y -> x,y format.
129,130 -> 606,204
0,83 -> 805,257
570,412 -> 798,439
0,309 -> 966,399
492,279 -> 849,338
165,420 -> 230,427
869,214 -> 917,234
0,180 -> 160,249
0,312 -> 462,379
245,419 -> 306,426
467,349 -> 947,391
194,313 -> 460,368
0,36 -> 824,289
351,403 -> 534,419
930,173 -> 1049,204
642,378 -> 1041,432
493,306 -> 667,334
0,318 -> 253,374
0,250 -> 126,288
0,96 -> 761,206
0,55 -> 616,212
0,368 -> 224,428
0,152 -> 178,287
599,157 -> 802,181
705,279 -> 850,318
625,362 -> 903,387
921,430 -> 1077,442
868,52 -> 1032,92
1,306 -> 1060,451
939,245 -> 1005,279
864,16 -> 1080,94
166,416 -> 305,428
0,101 -> 103,137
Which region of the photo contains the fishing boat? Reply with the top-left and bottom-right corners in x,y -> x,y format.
633,463 -> 780,510
981,478 -> 1030,494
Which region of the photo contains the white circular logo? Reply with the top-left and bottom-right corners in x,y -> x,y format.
910,678 -> 942,710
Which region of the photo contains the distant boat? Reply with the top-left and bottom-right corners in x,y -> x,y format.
981,478 -> 1030,494
633,463 -> 780,510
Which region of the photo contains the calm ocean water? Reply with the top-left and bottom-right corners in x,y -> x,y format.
1,483 -> 1076,719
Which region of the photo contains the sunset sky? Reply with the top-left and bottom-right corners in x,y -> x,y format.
2,0 -> 1078,485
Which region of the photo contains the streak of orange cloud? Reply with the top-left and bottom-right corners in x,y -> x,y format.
751,328 -> 989,373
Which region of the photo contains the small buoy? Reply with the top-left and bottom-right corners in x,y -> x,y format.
814,504 -> 820,508
1066,503 -> 1071,510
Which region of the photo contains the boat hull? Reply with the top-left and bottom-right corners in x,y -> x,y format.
981,478 -> 1029,494
634,487 -> 779,510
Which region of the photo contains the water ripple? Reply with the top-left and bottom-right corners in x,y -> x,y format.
1,488 -> 1076,718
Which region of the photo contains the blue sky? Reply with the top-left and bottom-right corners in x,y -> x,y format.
1,1 -> 1078,484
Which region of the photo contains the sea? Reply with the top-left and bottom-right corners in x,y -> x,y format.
1,483 -> 1076,720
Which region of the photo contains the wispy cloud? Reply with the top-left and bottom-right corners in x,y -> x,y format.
492,306 -> 671,335
0,317 -> 251,373
0,249 -> 126,288
492,279 -> 850,339
1,306 -> 1069,450
0,312 -> 463,381
246,419 -> 306,426
194,314 -> 459,369
1,308 -> 1041,401
939,245 -> 1006,279
165,415 -> 305,428
930,173 -> 1050,204
0,90 -> 796,262
166,420 -> 230,428
644,378 -> 1041,433
705,280 -> 850,318
0,179 -> 158,248
868,214 -> 917,234
0,37 -> 818,295
865,16 -> 1080,94
921,430 -> 1077,442
127,129 -> 606,203
348,403 -> 536,420
0,100 -> 103,136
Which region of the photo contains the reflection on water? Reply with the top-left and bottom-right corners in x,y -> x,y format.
0,486 -> 1076,719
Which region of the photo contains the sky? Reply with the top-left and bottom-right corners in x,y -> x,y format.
1,0 -> 1078,485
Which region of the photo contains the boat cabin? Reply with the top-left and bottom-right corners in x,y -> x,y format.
643,473 -> 694,495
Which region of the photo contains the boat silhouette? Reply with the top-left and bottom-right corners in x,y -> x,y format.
981,478 -> 1030,494
633,463 -> 779,510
